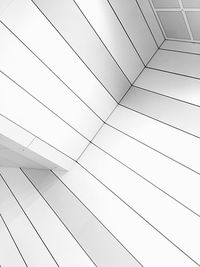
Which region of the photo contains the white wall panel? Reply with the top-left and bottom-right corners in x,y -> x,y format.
27,138 -> 74,170
0,144 -> 46,169
0,0 -> 162,168
148,49 -> 200,78
182,0 -> 200,8
74,0 -> 144,82
109,0 -> 157,64
0,0 -> 116,121
121,87 -> 200,138
0,115 -> 34,148
161,40 -> 200,54
107,105 -> 200,179
92,123 -> 200,217
23,168 -> 142,267
2,1 -> 199,266
0,167 -> 95,267
55,164 -> 197,267
135,68 -> 200,106
78,143 -> 200,264
137,0 -> 165,46
0,72 -> 88,160
0,21 -> 103,141
0,115 -> 73,170
0,215 -> 26,267
0,175 -> 57,266
32,0 -> 131,101
0,0 -> 14,15
151,0 -> 180,8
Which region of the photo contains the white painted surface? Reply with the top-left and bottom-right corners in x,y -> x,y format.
0,15 -> 104,140
0,144 -> 45,169
79,140 -> 200,264
148,49 -> 200,78
138,0 -> 165,46
92,123 -> 200,213
0,115 -> 72,170
161,40 -> 200,53
151,0 -> 180,8
0,174 -> 57,267
135,68 -> 200,106
22,168 -> 141,267
0,0 -> 116,120
0,167 -> 95,267
0,215 -> 26,267
0,114 -> 34,148
74,0 -> 144,81
3,3 -> 200,267
182,0 -> 200,8
79,141 -> 200,221
56,164 -> 197,267
0,0 -> 161,168
0,72 -> 89,160
32,0 -> 131,101
28,138 -> 74,170
107,105 -> 200,173
108,0 -> 157,63
121,87 -> 200,138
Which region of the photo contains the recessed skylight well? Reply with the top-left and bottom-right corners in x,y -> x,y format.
150,0 -> 200,43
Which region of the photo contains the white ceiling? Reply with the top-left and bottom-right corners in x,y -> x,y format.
150,0 -> 200,42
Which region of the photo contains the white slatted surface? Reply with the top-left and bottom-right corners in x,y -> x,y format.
0,214 -> 27,267
76,41 -> 200,266
1,13 -> 200,267
0,167 -> 96,267
0,0 -> 162,168
1,40 -> 200,267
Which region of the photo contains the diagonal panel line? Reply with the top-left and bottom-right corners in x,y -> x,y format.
134,0 -> 159,47
74,159 -> 200,266
0,112 -> 75,162
160,47 -> 200,57
119,103 -> 200,141
20,168 -> 98,267
29,0 -> 118,103
0,20 -> 105,122
73,0 -> 132,85
77,41 -> 163,163
1,70 -> 91,143
105,121 -> 200,177
163,38 -> 200,45
0,173 -> 60,267
50,169 -> 144,267
119,39 -> 165,105
133,84 -> 200,109
118,70 -> 145,105
0,214 -> 28,267
107,0 -> 145,66
75,92 -> 120,162
147,66 -> 200,82
75,44 -> 160,162
90,125 -> 200,218
26,136 -> 37,149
